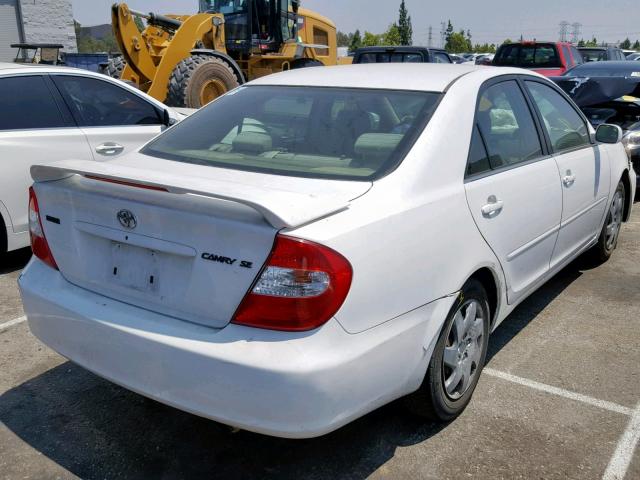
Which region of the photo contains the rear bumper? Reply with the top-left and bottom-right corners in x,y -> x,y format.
19,259 -> 454,438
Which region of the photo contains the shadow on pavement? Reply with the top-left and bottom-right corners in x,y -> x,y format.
0,252 -> 604,479
0,248 -> 31,275
486,252 -> 603,362
0,362 -> 446,479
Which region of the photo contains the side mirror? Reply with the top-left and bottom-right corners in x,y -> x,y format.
162,109 -> 178,127
595,124 -> 623,144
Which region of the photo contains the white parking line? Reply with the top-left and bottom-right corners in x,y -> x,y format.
483,368 -> 634,416
602,403 -> 640,480
0,315 -> 27,333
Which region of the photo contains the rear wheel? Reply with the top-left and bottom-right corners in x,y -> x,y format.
0,213 -> 7,256
405,279 -> 490,421
104,56 -> 126,79
592,180 -> 626,262
167,55 -> 240,108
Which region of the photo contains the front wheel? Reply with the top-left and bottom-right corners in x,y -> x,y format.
592,180 -> 625,263
167,55 -> 240,108
405,279 -> 490,421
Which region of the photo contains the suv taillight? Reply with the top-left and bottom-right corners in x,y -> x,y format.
232,235 -> 352,331
28,187 -> 58,270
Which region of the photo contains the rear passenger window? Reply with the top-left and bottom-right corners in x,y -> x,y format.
0,76 -> 66,131
467,125 -> 491,176
525,81 -> 590,152
52,75 -> 162,127
476,81 -> 543,168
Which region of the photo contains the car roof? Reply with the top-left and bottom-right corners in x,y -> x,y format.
354,46 -> 443,53
570,61 -> 640,72
0,62 -> 97,75
248,64 -> 529,93
578,46 -> 618,50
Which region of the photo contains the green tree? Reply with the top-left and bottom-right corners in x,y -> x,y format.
446,31 -> 471,53
445,20 -> 454,44
633,40 -> 640,50
577,39 -> 585,47
134,16 -> 145,32
620,38 -> 632,49
362,31 -> 382,47
337,31 -> 350,47
349,29 -> 362,52
502,38 -> 513,45
398,0 -> 413,45
382,23 -> 402,45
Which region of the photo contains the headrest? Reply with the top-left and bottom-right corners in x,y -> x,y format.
232,132 -> 272,154
354,133 -> 403,159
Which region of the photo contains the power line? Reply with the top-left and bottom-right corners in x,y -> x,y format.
428,25 -> 433,47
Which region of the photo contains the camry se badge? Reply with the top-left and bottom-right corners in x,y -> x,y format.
117,209 -> 137,229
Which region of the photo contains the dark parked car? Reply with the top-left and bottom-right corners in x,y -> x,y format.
553,61 -> 640,190
578,47 -> 627,62
493,41 -> 583,76
352,46 -> 452,64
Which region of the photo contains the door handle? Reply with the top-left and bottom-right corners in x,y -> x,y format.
481,195 -> 504,217
562,170 -> 576,187
95,142 -> 125,156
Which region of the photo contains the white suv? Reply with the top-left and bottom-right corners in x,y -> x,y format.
0,63 -> 185,254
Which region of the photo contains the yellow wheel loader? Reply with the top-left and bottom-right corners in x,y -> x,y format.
108,0 -> 338,108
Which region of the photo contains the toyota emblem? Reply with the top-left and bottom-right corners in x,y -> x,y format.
117,209 -> 137,229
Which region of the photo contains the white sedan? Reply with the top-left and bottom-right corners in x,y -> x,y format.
0,63 -> 186,255
19,64 -> 635,438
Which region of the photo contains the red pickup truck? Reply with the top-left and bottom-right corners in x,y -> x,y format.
493,41 -> 584,76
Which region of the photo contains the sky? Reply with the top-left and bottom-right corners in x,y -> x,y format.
73,0 -> 640,46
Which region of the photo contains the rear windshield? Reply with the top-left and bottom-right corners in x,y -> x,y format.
579,49 -> 607,62
495,43 -> 561,68
142,86 -> 441,181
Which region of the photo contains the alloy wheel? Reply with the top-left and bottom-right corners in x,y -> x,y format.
442,299 -> 485,400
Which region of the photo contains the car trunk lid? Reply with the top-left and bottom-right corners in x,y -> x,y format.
31,158 -> 370,329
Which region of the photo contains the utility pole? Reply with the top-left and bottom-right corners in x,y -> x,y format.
428,25 -> 433,47
570,22 -> 582,44
559,21 -> 570,42
440,22 -> 446,48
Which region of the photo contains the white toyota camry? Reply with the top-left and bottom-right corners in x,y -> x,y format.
19,64 -> 635,438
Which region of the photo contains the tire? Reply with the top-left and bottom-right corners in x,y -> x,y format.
167,55 -> 240,108
0,213 -> 6,256
405,279 -> 490,421
290,58 -> 324,69
592,180 -> 626,263
104,56 -> 126,79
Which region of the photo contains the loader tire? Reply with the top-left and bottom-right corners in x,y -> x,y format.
167,55 -> 240,108
290,58 -> 324,69
104,56 -> 126,79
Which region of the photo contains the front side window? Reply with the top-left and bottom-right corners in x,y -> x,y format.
52,76 -> 162,127
525,81 -> 590,152
143,86 -> 441,180
0,76 -> 66,131
476,80 -> 543,168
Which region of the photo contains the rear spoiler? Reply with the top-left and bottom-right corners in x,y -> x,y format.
31,160 -> 350,229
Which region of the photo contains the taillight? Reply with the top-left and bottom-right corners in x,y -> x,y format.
28,187 -> 58,270
232,235 -> 352,331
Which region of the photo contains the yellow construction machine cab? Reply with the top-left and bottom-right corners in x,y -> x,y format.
108,1 -> 337,108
